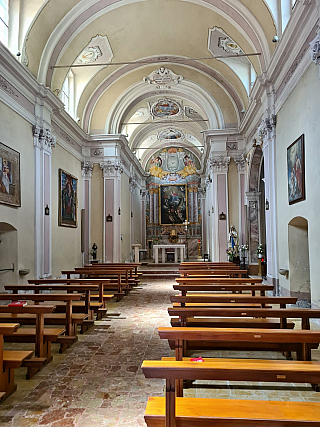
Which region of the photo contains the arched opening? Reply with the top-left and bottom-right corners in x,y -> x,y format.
288,217 -> 311,305
0,222 -> 18,292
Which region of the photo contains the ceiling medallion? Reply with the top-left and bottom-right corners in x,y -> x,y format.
143,67 -> 183,89
150,98 -> 182,119
76,46 -> 102,64
218,36 -> 243,55
158,129 -> 184,140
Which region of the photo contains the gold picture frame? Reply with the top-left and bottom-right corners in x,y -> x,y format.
58,168 -> 78,227
159,184 -> 188,225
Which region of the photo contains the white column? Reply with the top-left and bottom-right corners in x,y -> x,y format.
180,247 -> 184,262
33,126 -> 55,278
154,246 -> 159,264
174,248 -> 178,263
81,161 -> 93,265
161,247 -> 165,263
234,155 -> 246,245
100,160 -> 123,262
140,189 -> 147,248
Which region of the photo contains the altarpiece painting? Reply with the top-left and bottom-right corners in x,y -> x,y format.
159,184 -> 187,225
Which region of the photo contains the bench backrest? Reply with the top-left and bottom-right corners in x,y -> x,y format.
170,296 -> 297,304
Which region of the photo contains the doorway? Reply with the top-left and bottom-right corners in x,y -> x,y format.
0,222 -> 18,292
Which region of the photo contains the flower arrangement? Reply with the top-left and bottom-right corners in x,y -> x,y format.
226,247 -> 235,261
239,244 -> 249,255
257,244 -> 265,258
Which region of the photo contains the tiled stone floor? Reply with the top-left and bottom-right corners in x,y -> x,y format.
1,277 -> 320,426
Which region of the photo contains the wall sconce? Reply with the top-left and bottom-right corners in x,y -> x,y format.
131,212 -> 133,218
265,199 -> 270,210
208,210 -> 210,216
211,206 -> 214,214
45,205 -> 50,216
118,208 -> 121,215
106,214 -> 113,222
219,212 -> 226,220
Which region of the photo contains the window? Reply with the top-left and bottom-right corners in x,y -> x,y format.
61,70 -> 75,118
0,0 -> 8,46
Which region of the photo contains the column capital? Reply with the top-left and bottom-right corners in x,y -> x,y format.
129,174 -> 137,193
148,187 -> 158,195
233,154 -> 246,172
100,159 -> 124,178
81,161 -> 93,179
245,191 -> 261,204
310,29 -> 320,67
33,125 -> 56,152
209,155 -> 230,173
198,187 -> 206,199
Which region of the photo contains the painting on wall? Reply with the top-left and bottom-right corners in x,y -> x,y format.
0,142 -> 21,207
159,184 -> 187,225
59,169 -> 78,227
287,134 -> 305,205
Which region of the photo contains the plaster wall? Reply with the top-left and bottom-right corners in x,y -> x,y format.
0,102 -> 35,283
276,63 -> 320,306
90,164 -> 103,260
121,173 -> 130,262
51,144 -> 82,276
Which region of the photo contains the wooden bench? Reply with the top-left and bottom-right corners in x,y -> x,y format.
159,326 -> 320,362
0,306 -> 64,378
0,323 -> 22,400
179,269 -> 248,277
2,350 -> 33,397
83,264 -> 141,284
141,361 -> 320,426
170,295 -> 297,308
176,277 -> 263,284
173,284 -> 274,296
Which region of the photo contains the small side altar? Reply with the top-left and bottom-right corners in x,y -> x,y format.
153,244 -> 185,264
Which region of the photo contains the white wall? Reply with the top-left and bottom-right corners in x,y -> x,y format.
120,173 -> 130,261
51,144 -> 83,276
0,102 -> 35,284
276,63 -> 320,307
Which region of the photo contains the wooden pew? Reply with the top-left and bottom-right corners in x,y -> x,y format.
170,295 -> 297,308
0,305 -> 63,378
61,270 -> 127,299
76,265 -> 140,287
0,323 -> 27,400
141,360 -> 320,426
180,262 -> 240,269
173,284 -> 274,296
0,293 -> 84,337
176,277 -> 263,284
178,269 -> 248,277
160,324 -> 320,361
10,282 -> 110,320
83,263 -> 142,281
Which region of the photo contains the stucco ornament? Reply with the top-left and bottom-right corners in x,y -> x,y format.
143,67 -> 182,89
218,36 -> 243,55
310,33 -> 320,66
76,46 -> 102,64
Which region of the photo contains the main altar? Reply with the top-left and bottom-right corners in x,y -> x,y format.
153,244 -> 185,264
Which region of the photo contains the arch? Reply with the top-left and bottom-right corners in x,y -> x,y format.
82,57 -> 244,133
0,222 -> 18,292
248,146 -> 263,192
288,216 -> 310,304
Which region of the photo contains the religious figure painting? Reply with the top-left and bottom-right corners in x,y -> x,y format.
59,169 -> 78,227
151,98 -> 180,118
159,184 -> 187,225
0,142 -> 21,207
287,135 -> 305,205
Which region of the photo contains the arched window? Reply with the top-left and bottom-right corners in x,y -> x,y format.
0,0 -> 9,46
61,70 -> 75,119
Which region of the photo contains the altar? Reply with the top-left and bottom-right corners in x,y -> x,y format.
153,244 -> 185,264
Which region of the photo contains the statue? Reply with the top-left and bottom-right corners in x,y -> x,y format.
91,243 -> 98,260
228,226 -> 239,254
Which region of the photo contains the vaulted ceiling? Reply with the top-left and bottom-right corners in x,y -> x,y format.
21,0 -> 277,166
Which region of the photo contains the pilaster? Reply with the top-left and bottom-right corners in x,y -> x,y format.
81,161 -> 93,265
33,125 -> 56,278
234,154 -> 246,245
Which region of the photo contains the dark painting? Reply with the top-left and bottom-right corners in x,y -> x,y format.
0,142 -> 20,207
287,135 -> 305,205
59,169 -> 78,227
159,184 -> 187,225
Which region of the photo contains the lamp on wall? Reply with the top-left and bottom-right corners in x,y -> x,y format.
44,205 -> 50,216
219,212 -> 226,220
118,208 -> 121,215
265,199 -> 270,210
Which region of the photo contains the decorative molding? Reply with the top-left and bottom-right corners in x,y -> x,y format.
76,46 -> 102,64
129,174 -> 137,193
310,31 -> 320,66
233,154 -> 246,172
0,75 -> 18,98
226,142 -> 238,150
143,67 -> 182,89
81,161 -> 93,179
198,187 -> 206,199
100,160 -> 124,178
33,125 -> 56,152
209,155 -> 231,173
140,189 -> 148,200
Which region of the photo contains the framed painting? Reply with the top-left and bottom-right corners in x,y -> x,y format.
159,184 -> 188,225
287,134 -> 305,205
0,142 -> 21,207
59,169 -> 78,227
